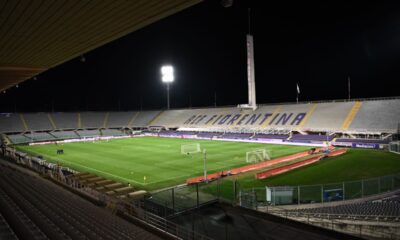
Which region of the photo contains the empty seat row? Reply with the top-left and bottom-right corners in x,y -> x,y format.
289,200 -> 400,218
0,212 -> 18,240
0,164 -> 160,240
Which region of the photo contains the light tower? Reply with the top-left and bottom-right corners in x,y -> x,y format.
161,65 -> 174,109
238,8 -> 257,111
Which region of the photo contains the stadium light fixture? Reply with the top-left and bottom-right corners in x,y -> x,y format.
161,65 -> 174,109
161,65 -> 174,83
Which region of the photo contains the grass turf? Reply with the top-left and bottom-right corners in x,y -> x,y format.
239,148 -> 400,187
211,148 -> 400,201
16,136 -> 309,191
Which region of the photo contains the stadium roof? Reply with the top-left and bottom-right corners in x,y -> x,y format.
0,0 -> 201,92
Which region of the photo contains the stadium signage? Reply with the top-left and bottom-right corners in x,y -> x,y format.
183,112 -> 307,126
352,143 -> 380,149
28,135 -> 130,146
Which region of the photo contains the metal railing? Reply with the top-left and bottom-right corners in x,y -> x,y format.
239,173 -> 400,207
141,210 -> 213,240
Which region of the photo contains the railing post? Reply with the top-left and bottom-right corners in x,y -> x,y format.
164,201 -> 168,219
196,183 -> 199,208
321,185 -> 324,203
233,180 -> 236,204
297,185 -> 300,205
172,188 -> 175,214
342,182 -> 345,201
217,178 -> 220,200
254,190 -> 258,211
252,188 -> 255,209
238,190 -> 242,207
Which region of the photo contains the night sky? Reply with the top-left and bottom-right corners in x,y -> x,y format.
1,0 -> 400,112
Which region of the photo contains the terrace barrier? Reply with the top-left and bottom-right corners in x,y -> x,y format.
239,173 -> 400,207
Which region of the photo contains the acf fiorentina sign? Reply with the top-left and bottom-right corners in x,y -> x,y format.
183,112 -> 307,127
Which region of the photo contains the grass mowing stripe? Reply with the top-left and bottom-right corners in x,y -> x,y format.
16,137 -> 309,190
57,158 -> 142,184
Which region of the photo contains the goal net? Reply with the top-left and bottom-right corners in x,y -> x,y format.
181,143 -> 201,155
389,141 -> 400,154
246,149 -> 271,163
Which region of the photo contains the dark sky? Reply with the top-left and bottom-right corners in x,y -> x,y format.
1,0 -> 400,112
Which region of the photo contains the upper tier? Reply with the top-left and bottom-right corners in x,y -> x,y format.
0,99 -> 399,134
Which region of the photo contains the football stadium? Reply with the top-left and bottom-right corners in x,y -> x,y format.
1,1 -> 400,240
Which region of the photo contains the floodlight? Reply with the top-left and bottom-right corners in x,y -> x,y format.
161,65 -> 174,109
161,65 -> 174,83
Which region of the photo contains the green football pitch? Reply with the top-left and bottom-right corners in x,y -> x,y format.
201,148 -> 400,202
16,137 -> 309,190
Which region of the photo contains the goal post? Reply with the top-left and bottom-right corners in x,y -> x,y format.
181,143 -> 201,155
246,149 -> 271,163
389,141 -> 400,154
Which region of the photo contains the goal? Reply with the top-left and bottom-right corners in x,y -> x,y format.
181,143 -> 201,155
246,149 -> 270,163
389,141 -> 400,154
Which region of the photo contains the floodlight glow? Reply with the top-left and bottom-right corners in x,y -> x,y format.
161,65 -> 174,83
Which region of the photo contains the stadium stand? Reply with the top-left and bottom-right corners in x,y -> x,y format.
81,112 -> 106,129
7,134 -> 31,144
287,201 -> 400,220
152,99 -> 400,133
302,102 -> 355,131
107,111 -> 137,128
23,113 -> 53,131
133,111 -> 161,127
349,99 -> 400,133
51,113 -> 78,130
0,163 -> 161,240
382,195 -> 400,203
0,212 -> 18,240
0,99 -> 399,143
24,132 -> 56,142
0,114 -> 25,133
76,130 -> 101,138
101,129 -> 127,137
50,131 -> 80,140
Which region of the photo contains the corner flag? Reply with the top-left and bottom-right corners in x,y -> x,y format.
296,83 -> 300,94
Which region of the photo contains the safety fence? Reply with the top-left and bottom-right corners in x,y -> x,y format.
239,173 -> 400,207
143,178 -> 227,217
